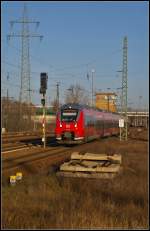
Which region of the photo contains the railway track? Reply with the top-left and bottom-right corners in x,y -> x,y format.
3,134 -> 137,178
2,132 -> 41,140
2,145 -> 31,153
2,138 -> 96,177
2,132 -> 54,143
2,146 -> 70,171
2,131 -> 57,153
2,142 -> 34,152
2,131 -> 44,137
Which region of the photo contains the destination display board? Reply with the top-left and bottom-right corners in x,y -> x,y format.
62,110 -> 77,116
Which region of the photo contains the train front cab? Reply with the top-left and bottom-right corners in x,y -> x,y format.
55,108 -> 84,144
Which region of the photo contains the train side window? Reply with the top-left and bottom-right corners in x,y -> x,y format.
85,115 -> 90,127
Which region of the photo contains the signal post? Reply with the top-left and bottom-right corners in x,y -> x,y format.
119,118 -> 124,141
40,73 -> 48,148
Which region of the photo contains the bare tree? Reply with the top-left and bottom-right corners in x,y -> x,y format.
65,84 -> 89,105
2,97 -> 36,132
51,99 -> 59,113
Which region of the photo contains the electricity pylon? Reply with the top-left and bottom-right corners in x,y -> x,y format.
121,36 -> 128,140
7,3 -> 43,131
7,3 -> 43,104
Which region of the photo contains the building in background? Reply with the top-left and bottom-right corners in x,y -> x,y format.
95,92 -> 117,112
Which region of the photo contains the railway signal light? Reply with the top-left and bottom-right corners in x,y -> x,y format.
41,98 -> 45,106
40,72 -> 48,94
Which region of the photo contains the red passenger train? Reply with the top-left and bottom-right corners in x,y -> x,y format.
55,103 -> 120,144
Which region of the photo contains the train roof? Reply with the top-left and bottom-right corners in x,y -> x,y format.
60,103 -> 119,115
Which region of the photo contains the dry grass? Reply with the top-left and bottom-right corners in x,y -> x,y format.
2,137 -> 148,229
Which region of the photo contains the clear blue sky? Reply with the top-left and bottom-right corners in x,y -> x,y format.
1,1 -> 149,109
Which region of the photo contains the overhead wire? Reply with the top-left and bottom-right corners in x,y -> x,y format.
2,38 -> 54,69
2,79 -> 40,94
2,38 -> 122,105
2,38 -> 122,77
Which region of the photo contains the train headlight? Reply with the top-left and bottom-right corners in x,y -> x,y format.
75,123 -> 77,128
60,124 -> 62,127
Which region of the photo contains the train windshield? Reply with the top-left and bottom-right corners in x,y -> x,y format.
61,109 -> 78,122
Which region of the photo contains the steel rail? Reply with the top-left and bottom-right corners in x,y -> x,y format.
2,146 -> 70,171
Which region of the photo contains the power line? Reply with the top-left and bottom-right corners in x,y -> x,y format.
2,80 -> 20,89
2,60 -> 21,69
2,59 -> 42,75
2,41 -> 121,86
2,80 -> 40,93
2,36 -> 122,75
2,38 -> 53,68
53,49 -> 122,72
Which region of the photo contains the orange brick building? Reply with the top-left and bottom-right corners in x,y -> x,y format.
95,92 -> 117,112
